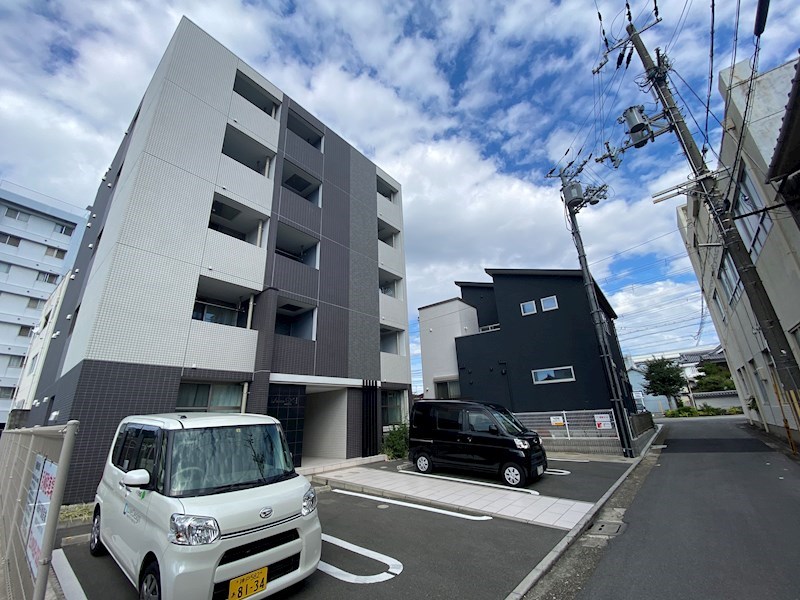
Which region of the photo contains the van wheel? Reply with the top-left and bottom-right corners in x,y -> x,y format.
89,509 -> 106,556
415,452 -> 433,474
501,463 -> 527,488
140,561 -> 161,600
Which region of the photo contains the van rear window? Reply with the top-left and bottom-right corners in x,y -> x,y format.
436,407 -> 461,431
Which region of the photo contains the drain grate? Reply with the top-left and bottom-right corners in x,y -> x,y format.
588,521 -> 625,536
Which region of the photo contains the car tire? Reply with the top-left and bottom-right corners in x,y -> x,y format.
89,509 -> 107,556
501,463 -> 527,488
140,561 -> 161,600
415,452 -> 433,474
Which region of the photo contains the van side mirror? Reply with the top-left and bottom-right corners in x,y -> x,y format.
489,424 -> 499,435
122,468 -> 150,488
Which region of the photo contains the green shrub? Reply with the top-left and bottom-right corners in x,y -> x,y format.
664,409 -> 679,418
382,423 -> 409,459
697,403 -> 726,416
727,406 -> 744,415
665,406 -> 699,417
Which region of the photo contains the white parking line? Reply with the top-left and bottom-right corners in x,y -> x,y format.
548,458 -> 590,463
333,489 -> 494,520
318,533 -> 403,584
52,549 -> 88,600
398,469 -> 540,494
544,469 -> 571,476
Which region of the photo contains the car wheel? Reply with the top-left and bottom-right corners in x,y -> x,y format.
415,452 -> 433,474
140,561 -> 161,600
501,463 -> 527,488
89,509 -> 106,556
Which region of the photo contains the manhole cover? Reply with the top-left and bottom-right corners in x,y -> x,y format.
589,521 -> 625,536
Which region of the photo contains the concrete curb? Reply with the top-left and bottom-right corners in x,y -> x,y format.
504,424 -> 663,600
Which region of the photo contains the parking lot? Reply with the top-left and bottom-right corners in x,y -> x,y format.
55,456 -> 632,600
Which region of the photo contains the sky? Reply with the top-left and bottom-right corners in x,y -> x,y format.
1,0 -> 798,393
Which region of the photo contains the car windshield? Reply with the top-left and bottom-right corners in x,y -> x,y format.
168,424 -> 296,497
488,408 -> 525,436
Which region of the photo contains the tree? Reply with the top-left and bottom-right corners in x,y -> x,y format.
643,358 -> 685,409
693,361 -> 736,393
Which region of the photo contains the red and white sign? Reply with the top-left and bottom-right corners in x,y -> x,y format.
24,456 -> 58,579
594,414 -> 613,430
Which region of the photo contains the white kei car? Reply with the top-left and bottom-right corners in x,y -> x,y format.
90,413 -> 321,600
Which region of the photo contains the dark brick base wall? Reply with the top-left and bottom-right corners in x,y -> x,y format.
267,384 -> 306,466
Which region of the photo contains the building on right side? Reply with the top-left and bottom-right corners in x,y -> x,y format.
678,57 -> 800,433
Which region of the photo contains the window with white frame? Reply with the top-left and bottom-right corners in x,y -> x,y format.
5,208 -> 30,222
27,297 -> 46,310
520,300 -> 536,316
0,234 -> 21,247
532,366 -> 575,384
176,383 -> 243,411
8,355 -> 24,368
711,290 -> 726,323
435,379 -> 461,399
18,325 -> 33,337
541,295 -> 559,311
733,167 -> 772,260
0,387 -> 15,399
717,252 -> 742,304
37,272 -> 58,284
45,246 -> 66,259
54,224 -> 74,236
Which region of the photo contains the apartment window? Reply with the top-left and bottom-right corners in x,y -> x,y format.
192,298 -> 246,328
0,262 -> 9,273
541,295 -> 559,312
711,290 -> 726,323
520,300 -> 536,316
177,383 -> 242,412
377,177 -> 397,204
5,208 -> 30,222
381,390 -> 404,426
221,124 -> 274,176
8,355 -> 24,368
0,387 -> 14,399
532,366 -> 576,384
18,325 -> 33,337
0,234 -> 21,247
717,252 -> 742,304
27,353 -> 38,374
45,246 -> 66,259
54,224 -> 74,236
435,379 -> 461,399
27,298 -> 46,310
37,272 -> 58,284
733,167 -> 772,260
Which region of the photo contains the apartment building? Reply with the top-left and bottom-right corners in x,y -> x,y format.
0,182 -> 86,433
22,18 -> 411,501
678,58 -> 800,433
419,269 -> 635,414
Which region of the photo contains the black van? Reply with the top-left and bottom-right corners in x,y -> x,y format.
409,400 -> 548,487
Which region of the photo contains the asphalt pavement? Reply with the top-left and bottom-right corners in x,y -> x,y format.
573,416 -> 800,600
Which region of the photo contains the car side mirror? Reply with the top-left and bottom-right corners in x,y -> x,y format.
122,468 -> 150,487
488,424 -> 499,435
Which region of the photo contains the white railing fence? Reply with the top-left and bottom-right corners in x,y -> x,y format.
515,409 -> 619,440
0,421 -> 79,600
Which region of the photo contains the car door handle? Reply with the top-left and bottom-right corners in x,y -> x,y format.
118,480 -> 127,489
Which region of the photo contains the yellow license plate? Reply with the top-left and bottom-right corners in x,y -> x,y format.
228,566 -> 268,600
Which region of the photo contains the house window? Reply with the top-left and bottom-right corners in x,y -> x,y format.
45,246 -> 66,259
532,366 -> 576,384
734,167 -> 772,260
0,262 -> 9,273
37,272 -> 58,284
435,379 -> 460,399
0,387 -> 15,399
18,325 -> 33,337
176,383 -> 243,411
520,300 -> 536,316
54,224 -> 74,236
5,208 -> 30,222
381,390 -> 404,426
0,234 -> 21,247
717,252 -> 742,304
541,295 -> 559,312
711,290 -> 726,323
192,299 -> 245,328
27,298 -> 46,310
8,355 -> 24,368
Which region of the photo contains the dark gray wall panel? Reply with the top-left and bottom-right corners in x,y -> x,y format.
284,130 -> 323,179
320,183 -> 349,246
273,254 -> 320,300
278,188 -> 321,234
346,388 -> 362,458
286,99 -> 324,132
349,251 -> 379,317
315,303 -> 348,377
349,148 -> 376,206
319,238 -> 348,307
272,335 -> 315,374
348,310 -> 380,380
323,130 -> 351,195
349,150 -> 378,258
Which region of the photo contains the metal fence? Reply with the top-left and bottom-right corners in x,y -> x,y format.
0,421 -> 79,600
515,409 -> 619,440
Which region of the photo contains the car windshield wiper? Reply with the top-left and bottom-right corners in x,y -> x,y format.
262,471 -> 297,485
207,482 -> 254,494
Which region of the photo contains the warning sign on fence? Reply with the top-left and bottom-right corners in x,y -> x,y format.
550,416 -> 565,426
594,414 -> 613,430
23,455 -> 58,579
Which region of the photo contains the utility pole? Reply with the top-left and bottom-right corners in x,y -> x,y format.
555,169 -> 635,457
623,22 -> 800,445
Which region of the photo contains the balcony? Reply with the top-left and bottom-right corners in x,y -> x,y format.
217,154 -> 274,212
273,254 -> 319,299
378,240 -> 403,276
285,129 -> 323,178
381,352 -> 411,385
229,93 -> 280,150
202,228 -> 266,291
379,294 -> 406,330
279,187 -> 322,233
183,319 -> 257,372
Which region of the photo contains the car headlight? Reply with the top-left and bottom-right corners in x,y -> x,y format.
302,487 -> 317,516
168,514 -> 220,546
514,438 -> 530,450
